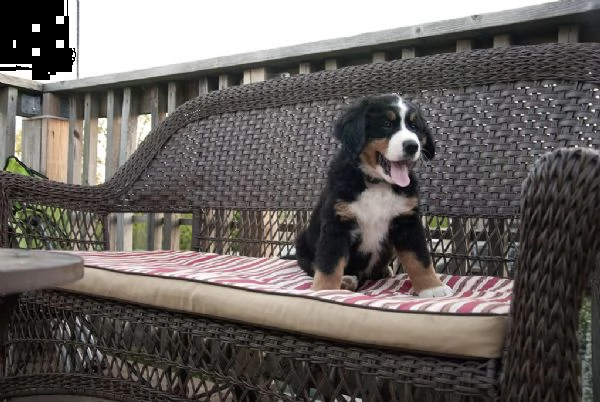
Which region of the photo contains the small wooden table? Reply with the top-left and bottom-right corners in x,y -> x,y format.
0,249 -> 84,375
0,249 -> 84,296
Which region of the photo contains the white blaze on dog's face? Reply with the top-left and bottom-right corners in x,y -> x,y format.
356,94 -> 434,187
381,98 -> 421,186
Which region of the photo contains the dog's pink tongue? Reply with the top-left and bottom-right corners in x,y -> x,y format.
390,163 -> 410,187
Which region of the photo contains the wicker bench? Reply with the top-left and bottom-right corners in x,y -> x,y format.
1,42 -> 599,402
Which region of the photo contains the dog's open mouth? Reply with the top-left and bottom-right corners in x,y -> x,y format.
377,153 -> 412,187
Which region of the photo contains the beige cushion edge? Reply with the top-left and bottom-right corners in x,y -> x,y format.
56,267 -> 507,359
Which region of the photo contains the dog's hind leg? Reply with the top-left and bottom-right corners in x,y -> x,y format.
312,255 -> 348,291
311,227 -> 352,291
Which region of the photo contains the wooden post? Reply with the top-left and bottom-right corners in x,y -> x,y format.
115,88 -> 138,251
298,63 -> 311,75
119,89 -> 139,177
372,52 -> 386,63
21,93 -> 70,182
401,48 -> 416,59
243,68 -> 268,84
106,89 -> 122,251
67,95 -> 83,185
493,34 -> 512,48
558,24 -> 579,43
21,93 -> 61,173
41,119 -> 69,182
219,74 -> 234,90
324,59 -> 338,71
82,93 -> 99,185
198,77 -> 209,96
456,39 -> 473,52
0,87 -> 18,165
20,118 -> 43,172
105,90 -> 122,181
40,93 -> 61,173
161,82 -> 181,250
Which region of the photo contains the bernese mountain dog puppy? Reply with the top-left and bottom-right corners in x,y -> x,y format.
295,94 -> 453,297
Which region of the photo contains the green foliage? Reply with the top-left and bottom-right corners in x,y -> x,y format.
15,127 -> 22,158
132,213 -> 147,251
4,156 -> 71,249
428,216 -> 449,229
179,213 -> 192,250
132,212 -> 193,251
579,296 -> 593,402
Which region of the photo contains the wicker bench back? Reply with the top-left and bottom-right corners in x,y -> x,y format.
113,43 -> 599,211
102,43 -> 600,274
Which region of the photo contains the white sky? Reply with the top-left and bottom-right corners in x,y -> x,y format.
7,0 -> 554,83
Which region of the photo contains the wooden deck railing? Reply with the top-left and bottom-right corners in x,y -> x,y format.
1,0 -> 600,253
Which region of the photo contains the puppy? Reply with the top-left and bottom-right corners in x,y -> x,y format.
295,94 -> 452,298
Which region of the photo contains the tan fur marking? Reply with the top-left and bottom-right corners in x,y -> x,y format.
359,138 -> 389,170
311,257 -> 347,291
409,112 -> 427,146
396,251 -> 443,293
334,201 -> 355,221
403,197 -> 419,212
386,110 -> 397,121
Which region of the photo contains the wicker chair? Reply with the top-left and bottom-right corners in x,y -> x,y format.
1,42 -> 599,402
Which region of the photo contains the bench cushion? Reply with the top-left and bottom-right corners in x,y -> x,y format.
57,250 -> 511,359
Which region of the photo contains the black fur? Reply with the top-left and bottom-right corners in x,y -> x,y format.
293,94 -> 435,287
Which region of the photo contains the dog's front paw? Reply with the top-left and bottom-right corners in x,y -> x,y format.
341,275 -> 359,291
417,285 -> 453,298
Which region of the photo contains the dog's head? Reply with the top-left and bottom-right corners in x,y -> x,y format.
333,94 -> 435,187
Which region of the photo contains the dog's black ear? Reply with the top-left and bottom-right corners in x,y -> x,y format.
421,123 -> 435,160
332,100 -> 367,157
413,108 -> 435,160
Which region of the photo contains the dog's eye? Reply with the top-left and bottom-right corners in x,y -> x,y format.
406,112 -> 418,130
383,120 -> 393,128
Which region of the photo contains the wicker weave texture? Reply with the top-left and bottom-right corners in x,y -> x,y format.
2,290 -> 499,402
501,148 -> 600,402
1,43 -> 600,401
81,43 -> 600,214
1,43 -> 599,215
133,79 -> 599,217
6,201 -> 106,251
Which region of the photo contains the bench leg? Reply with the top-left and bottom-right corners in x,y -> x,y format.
592,270 -> 599,402
0,295 -> 18,377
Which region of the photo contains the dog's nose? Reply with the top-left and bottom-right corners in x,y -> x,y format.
403,140 -> 419,156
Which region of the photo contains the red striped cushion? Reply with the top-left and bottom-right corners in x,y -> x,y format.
70,250 -> 512,315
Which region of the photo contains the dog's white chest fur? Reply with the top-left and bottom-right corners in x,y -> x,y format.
348,183 -> 415,255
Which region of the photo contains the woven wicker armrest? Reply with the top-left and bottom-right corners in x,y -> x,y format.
0,172 -> 116,209
0,172 -> 119,249
501,147 -> 600,402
